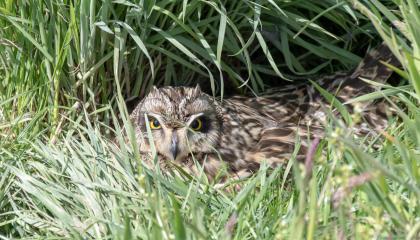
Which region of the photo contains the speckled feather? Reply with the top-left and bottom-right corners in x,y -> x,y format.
130,44 -> 398,180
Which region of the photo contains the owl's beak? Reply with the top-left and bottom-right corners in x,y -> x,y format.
170,132 -> 178,160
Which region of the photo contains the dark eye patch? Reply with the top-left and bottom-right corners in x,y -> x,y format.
193,116 -> 210,133
190,119 -> 201,130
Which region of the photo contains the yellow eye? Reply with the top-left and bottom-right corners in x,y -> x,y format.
190,118 -> 203,131
149,118 -> 161,129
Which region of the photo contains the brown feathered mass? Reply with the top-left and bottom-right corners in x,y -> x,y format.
130,44 -> 398,181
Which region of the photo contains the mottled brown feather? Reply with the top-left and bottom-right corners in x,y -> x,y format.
129,44 -> 398,180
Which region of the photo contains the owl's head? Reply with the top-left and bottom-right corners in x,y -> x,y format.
132,86 -> 223,162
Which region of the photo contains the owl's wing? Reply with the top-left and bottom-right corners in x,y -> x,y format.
321,43 -> 400,103
233,43 -> 399,173
223,123 -> 325,178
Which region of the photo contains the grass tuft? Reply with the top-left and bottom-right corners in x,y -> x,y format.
1,0 -> 420,239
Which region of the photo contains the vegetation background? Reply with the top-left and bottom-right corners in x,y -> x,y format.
1,0 -> 420,239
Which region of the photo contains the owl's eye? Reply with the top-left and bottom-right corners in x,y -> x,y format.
149,118 -> 161,130
190,118 -> 203,131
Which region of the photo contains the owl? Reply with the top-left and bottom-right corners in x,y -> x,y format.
130,44 -> 398,180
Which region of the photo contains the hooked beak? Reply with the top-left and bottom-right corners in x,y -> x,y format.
170,132 -> 178,160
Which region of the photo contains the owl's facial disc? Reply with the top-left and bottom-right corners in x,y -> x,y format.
137,86 -> 222,162
144,113 -> 213,162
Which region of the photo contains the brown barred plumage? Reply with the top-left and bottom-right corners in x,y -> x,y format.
130,44 -> 399,180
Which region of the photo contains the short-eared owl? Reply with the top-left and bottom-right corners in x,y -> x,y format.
130,44 -> 398,180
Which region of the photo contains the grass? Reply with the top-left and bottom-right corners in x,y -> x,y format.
1,0 -> 420,239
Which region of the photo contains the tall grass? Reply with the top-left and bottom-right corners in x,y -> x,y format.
0,0 -> 374,134
1,0 -> 420,239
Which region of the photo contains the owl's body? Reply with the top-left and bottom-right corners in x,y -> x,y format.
130,44 -> 398,180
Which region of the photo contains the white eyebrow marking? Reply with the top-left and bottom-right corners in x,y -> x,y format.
147,113 -> 162,119
187,113 -> 204,125
144,113 -> 166,126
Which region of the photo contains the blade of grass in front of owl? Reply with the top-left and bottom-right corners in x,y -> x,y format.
310,79 -> 352,125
